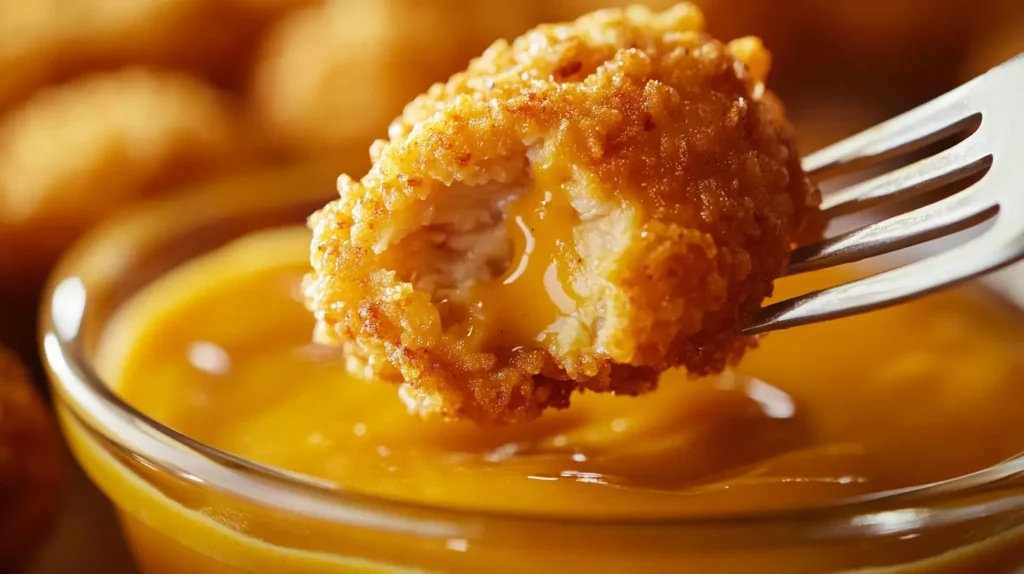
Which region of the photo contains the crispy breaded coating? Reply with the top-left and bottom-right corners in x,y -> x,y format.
0,346 -> 61,568
308,4 -> 821,424
548,1 -> 800,88
250,0 -> 541,165
0,69 -> 252,282
549,0 -> 788,42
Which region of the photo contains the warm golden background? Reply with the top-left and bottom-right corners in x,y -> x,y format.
0,0 -> 1022,570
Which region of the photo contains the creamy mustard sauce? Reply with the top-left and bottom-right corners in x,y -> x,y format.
472,158 -> 582,350
100,226 -> 1024,520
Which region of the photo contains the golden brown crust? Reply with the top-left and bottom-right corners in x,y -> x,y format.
0,68 -> 254,282
0,346 -> 62,568
308,4 -> 820,424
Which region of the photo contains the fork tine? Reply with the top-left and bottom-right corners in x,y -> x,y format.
803,86 -> 979,179
819,142 -> 992,215
742,227 -> 1024,336
787,191 -> 998,275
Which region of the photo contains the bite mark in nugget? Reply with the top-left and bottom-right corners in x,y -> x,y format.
308,4 -> 821,425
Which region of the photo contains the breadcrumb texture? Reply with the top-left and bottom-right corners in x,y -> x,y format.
308,4 -> 821,425
0,68 -> 253,280
0,347 -> 61,568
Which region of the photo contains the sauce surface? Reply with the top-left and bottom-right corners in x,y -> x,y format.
100,226 -> 1024,519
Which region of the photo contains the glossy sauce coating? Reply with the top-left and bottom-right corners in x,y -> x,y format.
472,159 -> 582,352
104,227 -> 1024,519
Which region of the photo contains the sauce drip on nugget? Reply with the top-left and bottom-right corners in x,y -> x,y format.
307,4 -> 821,425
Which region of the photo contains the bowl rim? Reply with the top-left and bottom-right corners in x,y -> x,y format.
39,164 -> 1024,540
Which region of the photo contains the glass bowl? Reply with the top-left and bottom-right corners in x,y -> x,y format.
41,163 -> 1024,573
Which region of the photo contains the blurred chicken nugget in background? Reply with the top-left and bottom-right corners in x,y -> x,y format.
0,0 -> 275,111
0,68 -> 255,284
250,0 -> 541,168
0,346 -> 62,569
0,1 -> 60,113
225,0 -> 324,19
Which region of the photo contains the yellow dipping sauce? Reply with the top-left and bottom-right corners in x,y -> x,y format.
90,226 -> 1024,572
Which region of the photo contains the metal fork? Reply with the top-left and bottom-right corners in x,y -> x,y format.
740,54 -> 1024,336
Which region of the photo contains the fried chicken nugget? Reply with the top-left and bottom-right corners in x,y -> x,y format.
0,346 -> 61,569
0,68 -> 253,282
250,0 -> 541,164
307,4 -> 821,424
